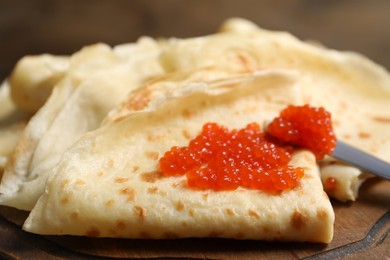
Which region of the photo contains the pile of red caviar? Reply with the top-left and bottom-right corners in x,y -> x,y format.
159,123 -> 303,191
267,104 -> 336,159
159,104 -> 336,192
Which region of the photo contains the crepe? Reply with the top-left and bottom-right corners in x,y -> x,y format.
9,54 -> 70,113
0,81 -> 30,176
106,18 -> 390,201
319,161 -> 373,202
0,38 -> 165,210
24,70 -> 335,243
0,19 -> 390,242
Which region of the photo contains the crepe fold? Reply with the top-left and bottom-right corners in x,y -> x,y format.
24,70 -> 334,243
106,18 -> 390,202
2,17 -> 390,236
9,54 -> 70,113
0,38 -> 165,210
0,81 -> 30,176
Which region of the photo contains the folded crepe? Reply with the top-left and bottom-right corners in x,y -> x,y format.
0,37 -> 165,210
106,18 -> 390,202
24,69 -> 335,243
9,54 -> 70,113
2,16 -> 390,218
0,81 -> 30,176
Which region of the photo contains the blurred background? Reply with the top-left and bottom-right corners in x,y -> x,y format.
1,0 -> 389,80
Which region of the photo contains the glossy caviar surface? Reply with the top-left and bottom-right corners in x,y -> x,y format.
159,104 -> 335,192
267,104 -> 336,159
159,122 -> 304,191
325,177 -> 338,190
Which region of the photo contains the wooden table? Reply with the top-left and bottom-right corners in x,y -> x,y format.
1,178 -> 389,259
1,1 -> 390,258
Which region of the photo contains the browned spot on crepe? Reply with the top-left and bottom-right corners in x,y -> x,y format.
316,208 -> 329,220
147,133 -> 154,142
140,171 -> 161,183
132,166 -> 139,172
145,151 -> 159,161
202,193 -> 209,201
125,88 -> 152,111
60,196 -> 69,204
248,209 -> 261,219
115,177 -> 129,183
119,187 -> 136,202
226,208 -> 236,217
134,206 -> 146,221
182,129 -> 192,139
372,116 -> 390,123
146,133 -> 166,142
176,201 -> 185,211
182,108 -> 194,118
146,186 -> 167,196
105,199 -> 116,208
358,132 -> 371,139
86,227 -> 100,237
291,209 -> 308,229
189,208 -> 195,217
97,171 -> 104,177
147,187 -> 159,194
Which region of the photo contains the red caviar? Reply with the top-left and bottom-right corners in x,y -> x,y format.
159,104 -> 336,192
159,122 -> 303,192
266,104 -> 336,159
325,177 -> 338,190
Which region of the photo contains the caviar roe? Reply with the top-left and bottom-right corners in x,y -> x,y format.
159,122 -> 304,192
325,177 -> 337,190
266,104 -> 336,159
159,105 -> 336,192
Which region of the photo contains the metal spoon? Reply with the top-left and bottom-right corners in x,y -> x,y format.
332,140 -> 390,180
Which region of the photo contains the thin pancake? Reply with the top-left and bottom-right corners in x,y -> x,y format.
9,54 -> 69,113
24,70 -> 334,243
105,17 -> 390,201
0,39 -> 164,210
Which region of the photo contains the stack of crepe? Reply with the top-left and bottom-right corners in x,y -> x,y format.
1,18 -> 390,243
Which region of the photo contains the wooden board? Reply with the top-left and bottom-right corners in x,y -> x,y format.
0,178 -> 389,259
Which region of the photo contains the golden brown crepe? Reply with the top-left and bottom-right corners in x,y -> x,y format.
106,18 -> 390,202
2,18 -> 390,243
0,38 -> 165,210
24,70 -> 334,243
